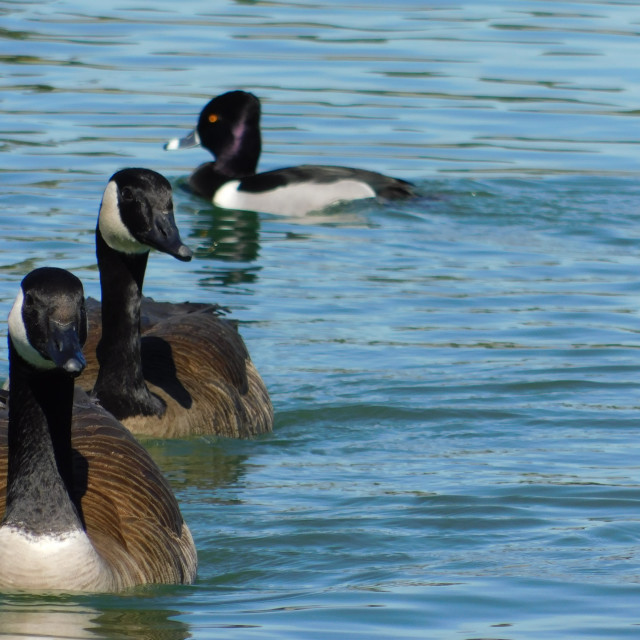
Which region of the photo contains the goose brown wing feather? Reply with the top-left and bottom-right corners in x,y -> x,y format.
82,296 -> 229,387
137,311 -> 272,437
141,310 -> 250,395
79,301 -> 272,438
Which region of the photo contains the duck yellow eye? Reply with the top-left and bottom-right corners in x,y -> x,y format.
208,114 -> 219,123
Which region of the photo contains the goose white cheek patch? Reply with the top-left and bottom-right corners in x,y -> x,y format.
98,181 -> 148,255
8,288 -> 54,370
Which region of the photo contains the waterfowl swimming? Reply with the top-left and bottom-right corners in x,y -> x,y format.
78,168 -> 273,438
164,90 -> 415,215
0,267 -> 197,592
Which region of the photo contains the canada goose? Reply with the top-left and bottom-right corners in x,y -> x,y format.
164,90 -> 416,215
78,168 -> 273,438
0,267 -> 197,591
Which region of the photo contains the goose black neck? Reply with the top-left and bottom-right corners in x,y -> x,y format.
93,229 -> 165,419
4,340 -> 83,534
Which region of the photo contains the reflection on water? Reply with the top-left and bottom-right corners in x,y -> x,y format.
192,207 -> 261,264
92,606 -> 190,640
0,596 -> 190,640
142,437 -> 250,495
175,196 -> 264,286
176,184 -> 263,265
0,600 -> 100,640
173,187 -> 379,292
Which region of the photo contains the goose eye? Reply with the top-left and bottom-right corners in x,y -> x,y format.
208,114 -> 219,123
121,186 -> 134,202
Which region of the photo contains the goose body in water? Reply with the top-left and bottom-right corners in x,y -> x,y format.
79,168 -> 273,438
0,267 -> 197,592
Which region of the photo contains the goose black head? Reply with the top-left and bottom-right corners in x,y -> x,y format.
8,267 -> 87,376
98,168 -> 193,262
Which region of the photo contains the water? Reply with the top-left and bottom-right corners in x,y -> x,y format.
1,0 -> 640,638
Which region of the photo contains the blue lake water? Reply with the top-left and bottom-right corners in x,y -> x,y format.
1,1 -> 640,638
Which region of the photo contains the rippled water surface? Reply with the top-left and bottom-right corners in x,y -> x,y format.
2,1 -> 640,638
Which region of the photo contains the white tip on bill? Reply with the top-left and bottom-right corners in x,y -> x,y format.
164,137 -> 181,151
